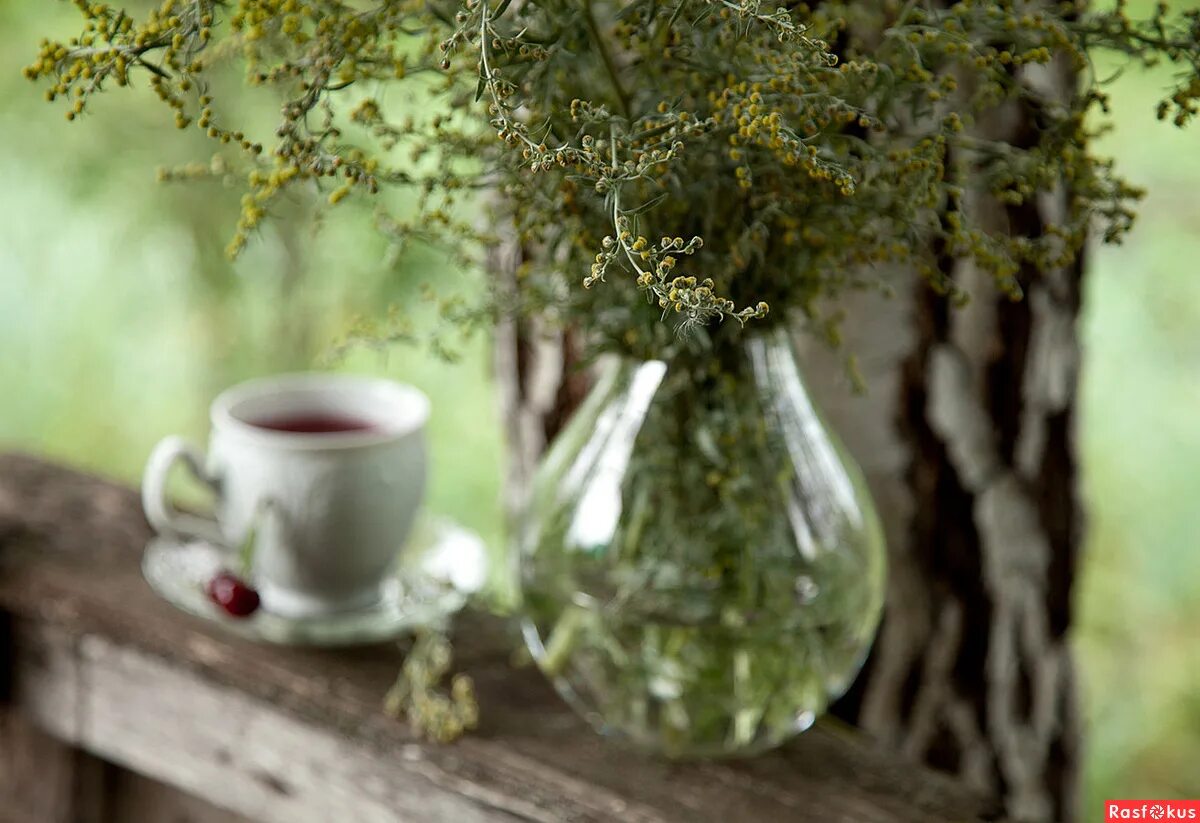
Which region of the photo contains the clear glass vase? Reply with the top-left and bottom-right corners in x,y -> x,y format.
517,326 -> 886,758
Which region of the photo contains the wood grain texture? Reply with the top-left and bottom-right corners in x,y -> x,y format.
0,708 -> 112,823
107,769 -> 255,823
0,453 -> 997,823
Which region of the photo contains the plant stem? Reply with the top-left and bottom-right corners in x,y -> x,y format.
540,603 -> 591,676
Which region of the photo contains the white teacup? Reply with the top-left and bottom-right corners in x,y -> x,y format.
142,373 -> 429,618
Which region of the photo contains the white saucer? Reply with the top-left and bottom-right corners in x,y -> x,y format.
142,518 -> 488,646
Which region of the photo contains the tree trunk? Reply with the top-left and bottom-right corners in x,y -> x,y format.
804,253 -> 1082,823
492,240 -> 592,523
811,50 -> 1083,823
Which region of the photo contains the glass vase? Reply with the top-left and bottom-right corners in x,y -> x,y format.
517,326 -> 886,758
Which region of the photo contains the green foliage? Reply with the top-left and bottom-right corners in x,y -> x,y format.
24,0 -> 1200,354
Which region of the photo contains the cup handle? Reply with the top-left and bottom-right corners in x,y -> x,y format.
142,436 -> 224,545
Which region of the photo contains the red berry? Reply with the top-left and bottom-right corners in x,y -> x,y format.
206,571 -> 260,618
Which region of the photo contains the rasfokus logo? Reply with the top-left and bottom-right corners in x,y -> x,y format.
1107,801 -> 1200,821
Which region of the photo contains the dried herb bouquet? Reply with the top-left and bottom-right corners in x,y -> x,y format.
25,0 -> 1200,353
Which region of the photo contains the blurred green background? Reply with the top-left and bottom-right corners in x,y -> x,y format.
0,1 -> 506,547
0,0 -> 1196,813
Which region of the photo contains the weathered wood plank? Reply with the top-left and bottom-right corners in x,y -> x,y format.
0,687 -> 112,823
1,602 -> 108,823
11,621 -> 534,823
0,453 -> 998,822
108,769 -> 255,823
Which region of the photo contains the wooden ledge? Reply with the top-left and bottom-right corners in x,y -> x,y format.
0,453 -> 995,822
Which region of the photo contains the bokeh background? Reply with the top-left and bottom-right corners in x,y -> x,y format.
1,0 -> 1196,812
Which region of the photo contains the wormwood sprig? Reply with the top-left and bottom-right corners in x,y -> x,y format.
25,0 -> 227,129
25,0 -> 1200,352
707,0 -> 834,52
461,0 -> 783,327
385,631 -> 479,743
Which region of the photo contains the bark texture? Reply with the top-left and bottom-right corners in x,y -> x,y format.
807,250 -> 1082,823
816,51 -> 1084,823
492,240 -> 592,521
